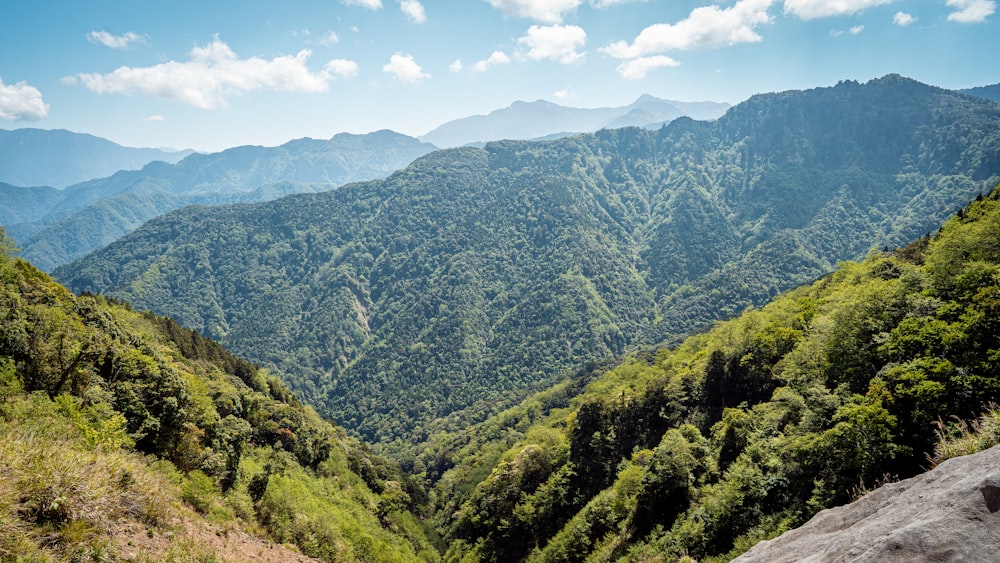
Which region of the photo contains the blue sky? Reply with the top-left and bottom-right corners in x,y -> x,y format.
0,0 -> 996,151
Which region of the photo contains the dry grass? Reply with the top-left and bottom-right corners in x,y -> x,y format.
928,405 -> 1000,468
0,400 -> 177,560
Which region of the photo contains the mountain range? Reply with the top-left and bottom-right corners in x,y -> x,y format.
0,127 -> 193,189
419,94 -> 730,148
2,130 -> 436,271
55,75 -> 1000,448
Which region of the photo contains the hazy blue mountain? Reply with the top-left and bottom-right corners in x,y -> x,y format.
420,95 -> 730,147
0,128 -> 193,189
960,83 -> 1000,104
4,130 -> 436,270
56,76 -> 1000,445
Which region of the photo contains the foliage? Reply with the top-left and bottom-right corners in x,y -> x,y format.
0,248 -> 438,560
430,185 -> 1000,562
56,76 -> 1000,448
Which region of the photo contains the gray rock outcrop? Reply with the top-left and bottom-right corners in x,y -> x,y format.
735,445 -> 1000,562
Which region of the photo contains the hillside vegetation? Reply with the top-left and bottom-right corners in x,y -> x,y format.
424,184 -> 1000,562
56,76 -> 1000,448
0,234 -> 438,561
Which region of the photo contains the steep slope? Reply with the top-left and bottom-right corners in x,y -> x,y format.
426,184 -> 1000,563
56,75 -> 1000,446
0,128 -> 192,189
420,95 -> 729,147
5,130 -> 436,271
0,237 -> 438,561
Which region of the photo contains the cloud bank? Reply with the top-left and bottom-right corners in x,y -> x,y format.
0,77 -> 49,121
383,53 -> 429,83
87,30 -> 146,49
601,0 -> 774,59
71,37 -> 357,109
518,24 -> 587,63
947,0 -> 995,22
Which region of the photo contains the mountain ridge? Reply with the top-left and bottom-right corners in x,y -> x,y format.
3,130 -> 437,271
55,75 -> 1000,447
419,94 -> 730,147
0,127 -> 193,189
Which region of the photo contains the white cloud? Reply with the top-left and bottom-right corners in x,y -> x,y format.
947,0 -> 995,22
0,77 -> 49,121
616,55 -> 680,80
319,31 -> 340,45
87,30 -> 146,49
590,0 -> 645,6
601,0 -> 773,59
325,59 -> 360,78
783,0 -> 892,19
484,0 -> 582,23
343,0 -> 382,9
72,37 -> 357,110
400,0 -> 427,22
553,88 -> 572,99
143,114 -> 165,122
449,59 -> 464,72
382,53 -> 429,83
518,24 -> 587,63
893,11 -> 915,25
472,51 -> 511,72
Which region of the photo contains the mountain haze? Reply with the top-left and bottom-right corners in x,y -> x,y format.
0,128 -> 193,188
3,130 -> 436,271
419,95 -> 730,147
57,75 -> 1000,446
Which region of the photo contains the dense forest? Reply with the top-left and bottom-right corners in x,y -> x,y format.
56,76 -> 1000,448
5,173 -> 999,562
0,234 -> 438,560
422,184 -> 1000,562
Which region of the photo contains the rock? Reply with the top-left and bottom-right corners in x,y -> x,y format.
735,445 -> 1000,562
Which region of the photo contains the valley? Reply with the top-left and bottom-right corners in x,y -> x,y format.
2,74 -> 1000,561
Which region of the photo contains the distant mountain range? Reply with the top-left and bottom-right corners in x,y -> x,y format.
419,95 -> 731,147
960,82 -> 1000,104
0,128 -> 193,188
1,130 -> 436,271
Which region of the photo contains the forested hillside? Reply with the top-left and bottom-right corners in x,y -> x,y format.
0,235 -> 438,560
3,130 -> 436,271
56,75 -> 1000,447
425,184 -> 1000,562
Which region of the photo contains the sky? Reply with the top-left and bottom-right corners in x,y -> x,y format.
0,0 -> 996,152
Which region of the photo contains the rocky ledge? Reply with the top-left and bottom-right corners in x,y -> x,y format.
736,445 -> 1000,562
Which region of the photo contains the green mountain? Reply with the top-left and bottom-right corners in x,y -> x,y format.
55,75 -> 1000,447
3,130 -> 436,271
425,184 -> 1000,563
0,128 -> 193,189
0,233 -> 438,561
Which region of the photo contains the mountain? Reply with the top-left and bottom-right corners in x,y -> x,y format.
55,75 -> 1000,447
419,94 -> 730,147
422,186 -> 1000,562
0,238 -> 438,560
0,128 -> 193,188
960,82 -> 1000,104
3,130 -> 437,271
